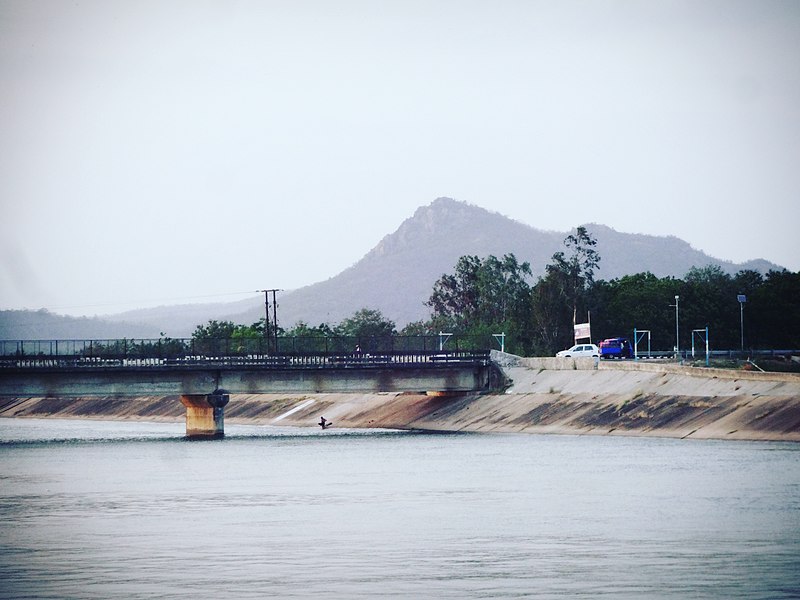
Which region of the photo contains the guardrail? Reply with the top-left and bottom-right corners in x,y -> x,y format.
628,349 -> 799,360
0,336 -> 492,370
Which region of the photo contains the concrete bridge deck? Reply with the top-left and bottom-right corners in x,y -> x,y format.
3,354 -> 798,442
0,348 -> 501,437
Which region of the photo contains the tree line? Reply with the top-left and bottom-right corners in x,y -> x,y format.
193,227 -> 799,357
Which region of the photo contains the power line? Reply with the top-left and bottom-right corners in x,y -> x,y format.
32,291 -> 262,313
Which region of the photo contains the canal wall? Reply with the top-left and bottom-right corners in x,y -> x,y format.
2,354 -> 799,441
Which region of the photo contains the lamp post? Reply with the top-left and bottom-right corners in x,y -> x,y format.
670,295 -> 680,359
737,294 -> 746,353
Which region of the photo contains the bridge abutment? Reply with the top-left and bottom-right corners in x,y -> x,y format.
180,391 -> 230,438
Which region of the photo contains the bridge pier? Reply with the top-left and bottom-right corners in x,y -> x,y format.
180,390 -> 230,438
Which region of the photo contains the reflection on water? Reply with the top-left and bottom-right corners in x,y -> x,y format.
1,418 -> 799,599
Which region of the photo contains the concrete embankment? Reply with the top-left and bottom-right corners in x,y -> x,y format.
2,355 -> 799,441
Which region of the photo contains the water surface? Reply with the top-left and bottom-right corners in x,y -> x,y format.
1,418 -> 798,599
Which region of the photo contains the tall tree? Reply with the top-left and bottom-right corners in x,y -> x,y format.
427,255 -> 483,331
335,308 -> 396,338
284,321 -> 334,337
547,226 -> 600,326
191,320 -> 236,340
587,273 -> 682,350
530,227 -> 601,354
529,268 -> 573,354
750,270 -> 800,349
427,254 -> 532,337
681,265 -> 737,349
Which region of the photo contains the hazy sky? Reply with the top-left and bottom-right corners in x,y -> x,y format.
2,0 -> 799,316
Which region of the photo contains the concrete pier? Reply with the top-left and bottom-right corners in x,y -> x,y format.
180,390 -> 230,438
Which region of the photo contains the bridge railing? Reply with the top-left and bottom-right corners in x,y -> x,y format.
0,335 -> 494,367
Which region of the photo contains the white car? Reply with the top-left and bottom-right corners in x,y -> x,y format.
556,343 -> 600,358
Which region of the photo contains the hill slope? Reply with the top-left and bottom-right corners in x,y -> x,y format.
1,197 -> 782,338
225,197 -> 780,329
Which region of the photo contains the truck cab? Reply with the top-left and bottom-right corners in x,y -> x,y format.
599,337 -> 632,359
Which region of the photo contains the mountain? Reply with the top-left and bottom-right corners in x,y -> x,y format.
223,197 -> 780,330
0,198 -> 782,339
0,309 -> 159,340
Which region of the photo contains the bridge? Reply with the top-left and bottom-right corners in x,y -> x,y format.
0,336 -> 503,438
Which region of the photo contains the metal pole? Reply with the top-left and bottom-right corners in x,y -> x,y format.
258,290 -> 270,342
668,295 -> 680,361
258,289 -> 281,353
740,300 -> 744,352
675,295 -> 680,359
737,294 -> 747,355
271,289 -> 279,352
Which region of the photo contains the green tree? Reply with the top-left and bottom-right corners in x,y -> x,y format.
427,254 -> 532,336
585,266 -> 800,354
681,265 -> 737,349
335,308 -> 396,338
547,226 -> 600,326
399,320 -> 435,336
529,268 -> 573,354
191,320 -> 237,340
284,321 -> 334,337
232,319 -> 267,339
530,227 -> 601,355
427,255 -> 483,331
750,270 -> 800,349
733,269 -> 763,296
588,273 -> 682,350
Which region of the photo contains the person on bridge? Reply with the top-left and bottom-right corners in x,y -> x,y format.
319,416 -> 332,430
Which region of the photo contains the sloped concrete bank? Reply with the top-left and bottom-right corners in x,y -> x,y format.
1,355 -> 799,441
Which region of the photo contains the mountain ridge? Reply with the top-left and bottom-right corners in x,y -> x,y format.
0,197 -> 782,338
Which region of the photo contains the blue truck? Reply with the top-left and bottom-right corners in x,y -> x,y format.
599,337 -> 632,359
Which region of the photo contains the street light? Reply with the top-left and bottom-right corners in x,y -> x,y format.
669,295 -> 680,360
737,294 -> 747,353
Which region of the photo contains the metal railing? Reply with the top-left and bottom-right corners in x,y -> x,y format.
0,335 -> 493,369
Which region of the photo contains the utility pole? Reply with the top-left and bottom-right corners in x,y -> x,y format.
271,289 -> 280,352
257,289 -> 281,353
259,289 -> 270,341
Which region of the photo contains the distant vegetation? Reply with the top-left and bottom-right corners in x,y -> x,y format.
421,227 -> 799,356
191,307 -> 396,342
190,227 -> 800,357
